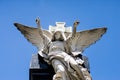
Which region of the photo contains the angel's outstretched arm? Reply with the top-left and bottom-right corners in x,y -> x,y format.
36,17 -> 44,38
36,17 -> 51,54
72,20 -> 80,36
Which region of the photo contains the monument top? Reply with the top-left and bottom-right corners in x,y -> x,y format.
49,22 -> 72,32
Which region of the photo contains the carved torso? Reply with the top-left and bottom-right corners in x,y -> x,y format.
49,41 -> 65,53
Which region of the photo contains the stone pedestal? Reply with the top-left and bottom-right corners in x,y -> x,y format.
29,54 -> 54,80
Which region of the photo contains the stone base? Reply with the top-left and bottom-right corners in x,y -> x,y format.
29,54 -> 54,80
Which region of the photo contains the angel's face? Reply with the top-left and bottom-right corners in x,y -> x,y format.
54,31 -> 61,40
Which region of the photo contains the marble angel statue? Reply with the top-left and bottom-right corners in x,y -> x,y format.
14,17 -> 107,80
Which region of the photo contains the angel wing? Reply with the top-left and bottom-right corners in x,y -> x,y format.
66,27 -> 107,56
14,23 -> 52,51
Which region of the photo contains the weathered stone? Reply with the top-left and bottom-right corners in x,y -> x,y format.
29,54 -> 54,80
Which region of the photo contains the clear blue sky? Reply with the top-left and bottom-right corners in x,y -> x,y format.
0,0 -> 120,80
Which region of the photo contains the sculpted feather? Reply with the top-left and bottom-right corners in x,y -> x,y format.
14,22 -> 52,51
66,27 -> 107,56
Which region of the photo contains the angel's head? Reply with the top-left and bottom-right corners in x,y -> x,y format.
52,31 -> 66,41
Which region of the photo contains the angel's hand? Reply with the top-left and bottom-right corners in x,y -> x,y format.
73,20 -> 80,27
36,17 -> 41,29
36,17 -> 40,24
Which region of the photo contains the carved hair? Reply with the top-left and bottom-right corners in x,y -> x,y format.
51,31 -> 66,41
